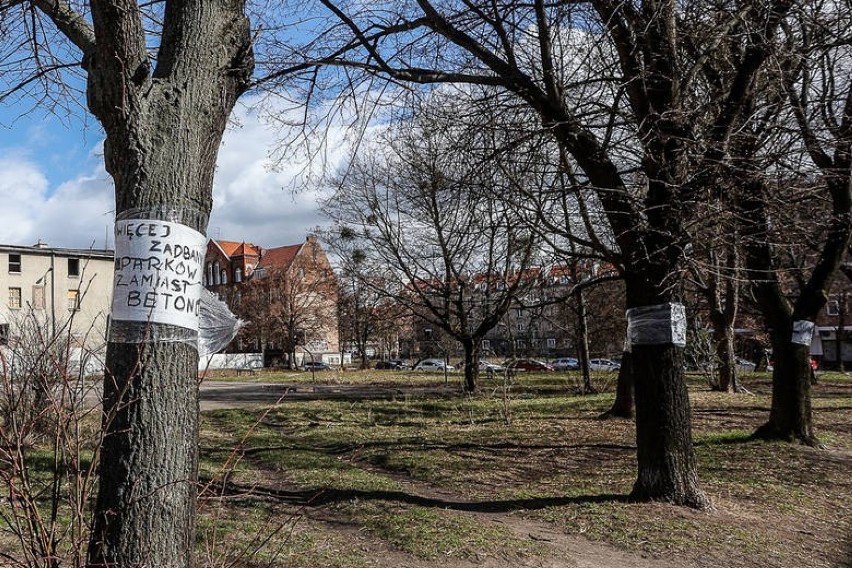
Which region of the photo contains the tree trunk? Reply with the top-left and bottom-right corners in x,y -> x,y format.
630,343 -> 708,508
461,337 -> 479,392
93,343 -> 200,567
83,3 -> 253,566
600,351 -> 633,419
622,277 -> 708,509
753,324 -> 817,444
576,289 -> 595,394
713,321 -> 739,393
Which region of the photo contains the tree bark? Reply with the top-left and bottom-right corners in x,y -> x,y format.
630,343 -> 708,508
712,319 -> 740,393
600,351 -> 633,419
623,280 -> 709,509
753,328 -> 816,443
80,2 -> 254,566
461,337 -> 480,392
575,289 -> 595,394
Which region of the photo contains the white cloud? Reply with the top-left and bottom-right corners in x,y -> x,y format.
208,101 -> 344,248
1,98 -> 348,251
0,153 -> 113,249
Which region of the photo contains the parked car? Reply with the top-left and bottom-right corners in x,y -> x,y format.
303,361 -> 331,371
375,360 -> 402,370
589,358 -> 620,372
552,357 -> 580,371
478,360 -> 506,373
736,358 -> 756,372
507,359 -> 554,372
414,358 -> 455,372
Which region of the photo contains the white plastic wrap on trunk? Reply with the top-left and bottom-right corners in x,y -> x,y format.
625,302 -> 687,348
198,290 -> 243,356
791,320 -> 815,346
108,207 -> 239,353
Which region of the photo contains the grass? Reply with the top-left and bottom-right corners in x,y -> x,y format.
193,370 -> 851,567
2,369 -> 849,567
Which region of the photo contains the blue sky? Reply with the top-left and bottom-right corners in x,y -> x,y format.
0,94 -> 337,251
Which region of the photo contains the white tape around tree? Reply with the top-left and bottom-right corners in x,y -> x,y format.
111,219 -> 207,332
625,302 -> 687,348
791,320 -> 815,346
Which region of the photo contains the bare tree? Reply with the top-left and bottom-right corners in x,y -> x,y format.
335,264 -> 407,369
235,260 -> 337,369
322,97 -> 544,392
1,1 -> 254,564
731,1 -> 852,444
282,0 -> 804,508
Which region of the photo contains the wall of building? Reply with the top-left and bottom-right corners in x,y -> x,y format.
0,245 -> 114,350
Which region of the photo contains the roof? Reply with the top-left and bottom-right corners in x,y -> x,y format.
0,243 -> 113,260
257,243 -> 303,270
213,240 -> 261,258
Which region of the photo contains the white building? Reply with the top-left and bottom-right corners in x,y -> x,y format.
0,242 -> 114,363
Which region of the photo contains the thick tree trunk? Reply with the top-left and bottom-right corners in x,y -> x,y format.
93,343 -> 200,567
753,325 -> 817,444
630,343 -> 708,508
82,3 -> 253,567
623,278 -> 708,509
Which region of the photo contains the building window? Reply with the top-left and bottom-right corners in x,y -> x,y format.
213,262 -> 220,285
221,270 -> 228,285
68,258 -> 80,277
547,338 -> 557,348
32,285 -> 45,310
9,287 -> 22,309
481,339 -> 491,351
826,300 -> 840,316
235,268 -> 242,283
206,263 -> 214,286
516,322 -> 526,332
8,254 -> 21,273
67,289 -> 79,311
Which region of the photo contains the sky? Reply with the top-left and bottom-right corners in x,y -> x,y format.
0,97 -> 339,251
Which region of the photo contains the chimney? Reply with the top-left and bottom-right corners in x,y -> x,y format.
33,239 -> 48,249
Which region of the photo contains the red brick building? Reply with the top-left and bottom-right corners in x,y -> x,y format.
204,236 -> 341,367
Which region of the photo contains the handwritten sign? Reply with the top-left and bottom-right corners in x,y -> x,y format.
111,219 -> 207,331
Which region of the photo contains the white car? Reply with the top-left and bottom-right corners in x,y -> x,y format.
478,360 -> 505,373
589,358 -> 621,371
414,359 -> 455,372
552,357 -> 579,371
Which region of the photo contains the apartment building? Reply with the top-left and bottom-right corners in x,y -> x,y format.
0,241 -> 114,352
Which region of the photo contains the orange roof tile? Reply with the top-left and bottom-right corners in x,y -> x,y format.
257,243 -> 303,270
213,240 -> 261,258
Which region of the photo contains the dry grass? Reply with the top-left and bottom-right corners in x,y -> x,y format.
195,370 -> 852,568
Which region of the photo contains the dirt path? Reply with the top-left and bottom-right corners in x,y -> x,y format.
217,462 -> 691,568
343,472 -> 687,568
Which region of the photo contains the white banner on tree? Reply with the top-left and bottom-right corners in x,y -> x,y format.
111,219 -> 207,332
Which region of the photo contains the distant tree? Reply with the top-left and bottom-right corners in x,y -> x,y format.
336,266 -> 407,368
322,96 -> 544,392
236,257 -> 337,369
